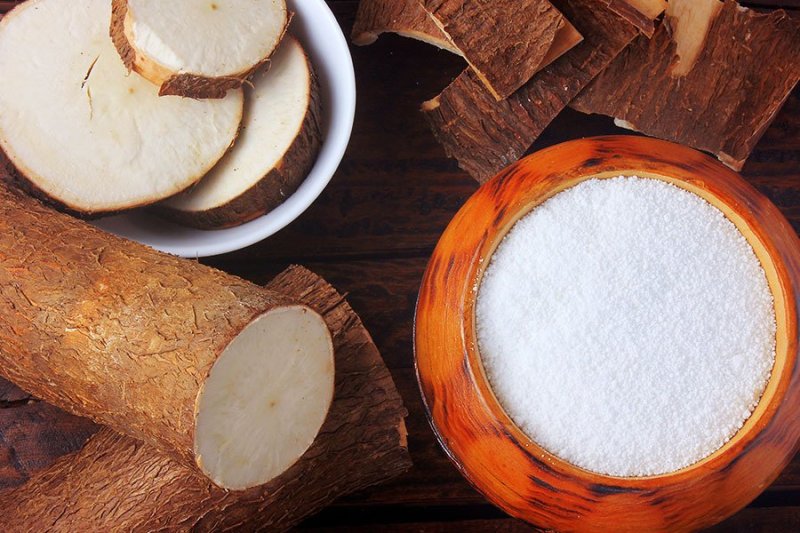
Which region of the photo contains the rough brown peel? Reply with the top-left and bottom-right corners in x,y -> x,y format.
605,0 -> 666,37
110,0 -> 289,99
421,0 -> 568,101
423,0 -> 639,183
352,0 -> 459,53
571,0 -> 800,171
0,266 -> 411,532
0,180 -> 312,485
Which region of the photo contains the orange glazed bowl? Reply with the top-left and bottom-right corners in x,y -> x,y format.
414,136 -> 800,532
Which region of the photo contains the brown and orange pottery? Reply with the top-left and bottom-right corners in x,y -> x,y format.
414,136 -> 800,532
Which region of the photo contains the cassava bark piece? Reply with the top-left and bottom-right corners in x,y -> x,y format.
423,0 -> 639,183
159,36 -> 322,229
422,0 -> 568,101
111,0 -> 289,98
606,0 -> 666,37
0,181 -> 335,491
351,0 -> 582,71
0,266 -> 411,532
0,0 -> 244,216
571,0 -> 800,171
352,0 -> 459,53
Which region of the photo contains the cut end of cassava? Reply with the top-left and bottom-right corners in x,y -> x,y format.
195,305 -> 334,490
0,0 -> 243,215
160,35 -> 321,229
112,0 -> 288,98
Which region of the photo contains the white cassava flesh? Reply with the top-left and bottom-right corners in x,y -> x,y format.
118,0 -> 288,95
162,35 -> 320,228
195,306 -> 334,490
0,0 -> 243,214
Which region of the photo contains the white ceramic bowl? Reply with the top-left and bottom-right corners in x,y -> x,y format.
93,0 -> 356,258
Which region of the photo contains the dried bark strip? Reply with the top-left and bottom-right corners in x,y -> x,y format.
352,0 -> 582,71
0,265 -> 411,532
421,0 -> 567,101
0,181 -> 321,486
571,0 -> 800,171
423,0 -> 639,183
606,0 -> 666,37
352,0 -> 459,54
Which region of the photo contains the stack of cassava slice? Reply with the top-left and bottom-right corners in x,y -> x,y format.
353,0 -> 800,181
0,0 -> 322,228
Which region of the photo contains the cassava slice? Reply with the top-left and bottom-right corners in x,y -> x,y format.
0,0 -> 243,216
571,0 -> 800,171
160,36 -> 322,229
0,182 -> 334,491
423,0 -> 639,182
422,0 -> 568,101
111,0 -> 288,98
0,266 -> 411,532
352,0 -> 459,53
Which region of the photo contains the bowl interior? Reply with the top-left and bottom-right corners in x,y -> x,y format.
92,0 -> 355,258
464,168 -> 794,482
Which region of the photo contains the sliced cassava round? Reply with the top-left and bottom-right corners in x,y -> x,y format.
111,0 -> 289,98
160,35 -> 321,229
0,182 -> 335,490
0,0 -> 243,216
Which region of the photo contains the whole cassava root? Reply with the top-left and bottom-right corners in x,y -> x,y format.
0,181 -> 334,490
0,266 -> 411,532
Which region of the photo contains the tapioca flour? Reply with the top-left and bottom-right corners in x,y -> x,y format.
476,176 -> 776,477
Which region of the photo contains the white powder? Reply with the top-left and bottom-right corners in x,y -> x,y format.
476,176 -> 776,477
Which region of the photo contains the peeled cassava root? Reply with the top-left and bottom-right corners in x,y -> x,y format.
111,0 -> 289,98
0,266 -> 411,532
0,182 -> 334,491
0,0 -> 243,216
160,36 -> 322,229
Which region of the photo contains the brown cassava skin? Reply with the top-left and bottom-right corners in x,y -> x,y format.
571,0 -> 800,171
421,0 -> 565,101
157,57 -> 324,230
351,0 -> 459,53
0,266 -> 411,532
422,0 -> 639,182
110,0 -> 289,99
605,0 -> 664,37
0,181 -> 309,485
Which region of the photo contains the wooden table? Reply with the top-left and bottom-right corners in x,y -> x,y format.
1,1 -> 799,531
